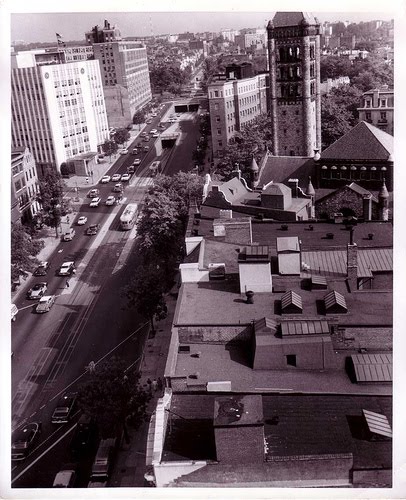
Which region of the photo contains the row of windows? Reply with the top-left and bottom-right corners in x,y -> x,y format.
364,98 -> 389,108
321,166 -> 387,181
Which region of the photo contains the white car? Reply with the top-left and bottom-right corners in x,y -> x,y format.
119,149 -> 129,155
89,197 -> 101,207
151,112 -> 157,117
111,173 -> 121,182
63,228 -> 75,241
133,159 -> 141,166
121,173 -> 131,182
58,261 -> 75,276
77,216 -> 87,225
36,295 -> 56,314
27,282 -> 48,300
105,196 -> 116,206
150,129 -> 158,134
100,175 -> 111,183
152,132 -> 159,138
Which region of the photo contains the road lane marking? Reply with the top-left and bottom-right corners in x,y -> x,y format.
11,424 -> 77,484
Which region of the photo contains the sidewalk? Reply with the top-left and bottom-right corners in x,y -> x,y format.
109,285 -> 178,487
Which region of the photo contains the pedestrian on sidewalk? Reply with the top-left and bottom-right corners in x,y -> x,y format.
147,378 -> 152,393
152,379 -> 158,392
66,279 -> 70,288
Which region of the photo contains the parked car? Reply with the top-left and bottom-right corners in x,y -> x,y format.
77,216 -> 87,225
33,261 -> 50,276
111,173 -> 121,182
119,149 -> 129,155
113,183 -> 123,193
100,175 -> 111,184
12,422 -> 41,461
11,303 -> 18,322
152,132 -> 159,138
70,415 -> 97,459
127,165 -> 135,174
87,188 -> 100,198
121,173 -> 131,182
105,195 -> 116,206
89,197 -> 101,207
86,224 -> 100,235
51,393 -> 77,424
27,282 -> 47,300
141,132 -> 148,137
131,147 -> 138,154
58,261 -> 75,276
52,466 -> 76,487
36,295 -> 56,313
150,129 -> 157,134
62,228 -> 76,241
143,136 -> 150,142
143,146 -> 149,152
90,438 -> 117,482
133,159 -> 141,166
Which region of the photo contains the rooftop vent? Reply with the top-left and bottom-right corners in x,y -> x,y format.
324,290 -> 347,314
281,290 -> 303,314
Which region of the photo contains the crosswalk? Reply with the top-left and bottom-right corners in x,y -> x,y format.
131,176 -> 154,188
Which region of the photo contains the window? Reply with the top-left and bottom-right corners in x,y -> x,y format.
217,129 -> 222,135
380,112 -> 387,121
214,90 -> 219,97
380,98 -> 387,107
366,111 -> 372,121
365,99 -> 371,108
286,354 -> 296,367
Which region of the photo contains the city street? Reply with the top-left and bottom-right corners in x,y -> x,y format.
11,105 -> 201,488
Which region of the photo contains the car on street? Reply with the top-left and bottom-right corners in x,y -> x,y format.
70,415 -> 97,459
52,466 -> 77,488
169,118 -> 176,123
145,118 -> 152,124
151,112 -> 157,117
119,149 -> 129,155
100,175 -> 111,183
113,183 -> 123,193
12,422 -> 41,461
27,282 -> 47,300
33,261 -> 50,276
131,147 -> 138,154
58,261 -> 75,276
143,136 -> 150,142
143,145 -> 149,151
90,438 -> 117,482
141,132 -> 147,137
121,173 -> 131,182
87,188 -> 99,198
152,132 -> 159,138
62,228 -> 76,241
150,129 -> 157,134
77,216 -> 87,225
159,123 -> 166,128
89,197 -> 101,207
86,223 -> 100,235
51,393 -> 77,424
36,295 -> 56,313
111,173 -> 121,182
105,195 -> 116,206
133,158 -> 141,166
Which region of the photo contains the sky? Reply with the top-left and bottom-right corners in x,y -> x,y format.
7,3 -> 398,44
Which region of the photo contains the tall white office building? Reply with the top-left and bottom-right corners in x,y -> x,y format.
11,52 -> 109,174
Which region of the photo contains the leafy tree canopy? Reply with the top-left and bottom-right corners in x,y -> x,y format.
11,223 -> 44,281
101,139 -> 118,158
132,110 -> 145,126
321,95 -> 353,149
37,169 -> 64,232
77,356 -> 151,439
114,128 -> 130,146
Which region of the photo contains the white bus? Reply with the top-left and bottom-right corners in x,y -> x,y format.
120,203 -> 138,231
149,160 -> 161,177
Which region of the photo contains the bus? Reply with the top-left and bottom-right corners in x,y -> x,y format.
149,160 -> 161,177
119,203 -> 138,231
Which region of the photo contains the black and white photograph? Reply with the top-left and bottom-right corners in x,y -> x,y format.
1,0 -> 405,498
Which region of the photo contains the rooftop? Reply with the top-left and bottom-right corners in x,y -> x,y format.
258,156 -> 315,188
271,12 -> 319,28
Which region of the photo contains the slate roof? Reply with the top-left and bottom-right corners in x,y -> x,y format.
258,156 -> 315,188
272,12 -> 318,27
320,122 -> 393,161
262,182 -> 291,196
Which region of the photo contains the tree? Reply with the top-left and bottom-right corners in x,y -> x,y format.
37,169 -> 64,236
114,128 -> 130,146
77,357 -> 151,440
125,263 -> 168,333
11,222 -> 44,282
321,96 -> 353,149
101,139 -> 118,160
132,110 -> 145,129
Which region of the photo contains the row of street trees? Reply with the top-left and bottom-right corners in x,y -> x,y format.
101,127 -> 131,160
149,64 -> 192,96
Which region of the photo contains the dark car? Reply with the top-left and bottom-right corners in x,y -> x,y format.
33,261 -> 50,276
51,393 -> 77,424
70,415 -> 97,459
86,224 -> 100,236
12,422 -> 41,461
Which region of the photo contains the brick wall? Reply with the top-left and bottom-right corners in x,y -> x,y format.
177,325 -> 252,344
316,187 -> 377,219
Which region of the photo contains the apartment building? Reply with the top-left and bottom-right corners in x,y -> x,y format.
11,53 -> 109,175
208,63 -> 268,159
357,85 -> 393,135
11,147 -> 41,222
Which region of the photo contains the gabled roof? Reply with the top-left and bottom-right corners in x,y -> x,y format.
212,176 -> 250,204
272,12 -> 318,28
262,182 -> 291,197
324,290 -> 347,312
317,183 -> 378,204
320,122 -> 393,161
258,156 -> 315,188
281,290 -> 303,312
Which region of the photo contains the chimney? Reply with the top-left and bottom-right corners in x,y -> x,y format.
213,395 -> 264,464
362,193 -> 372,221
232,163 -> 242,180
347,242 -> 358,291
287,178 -> 298,198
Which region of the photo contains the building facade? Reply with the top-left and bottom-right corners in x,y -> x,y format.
208,65 -> 268,159
85,19 -> 122,44
91,40 -> 152,127
357,86 -> 394,136
11,55 -> 109,175
267,12 -> 321,156
11,147 -> 41,222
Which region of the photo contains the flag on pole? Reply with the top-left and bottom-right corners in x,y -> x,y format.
56,33 -> 62,39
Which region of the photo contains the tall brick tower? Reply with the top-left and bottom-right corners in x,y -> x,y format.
267,12 -> 321,156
